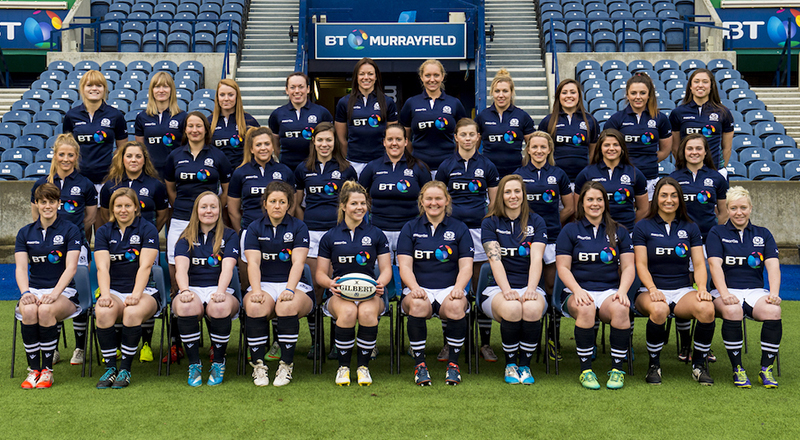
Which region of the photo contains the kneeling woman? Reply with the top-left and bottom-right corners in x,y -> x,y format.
243,181 -> 313,387
398,181 -> 473,386
16,183 -> 83,388
633,177 -> 715,386
316,181 -> 392,386
556,181 -> 635,390
174,191 -> 240,387
708,186 -> 782,388
480,175 -> 548,385
94,188 -> 160,389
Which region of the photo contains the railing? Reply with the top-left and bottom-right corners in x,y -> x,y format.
474,0 -> 487,112
774,35 -> 793,87
47,17 -> 235,79
294,0 -> 308,74
0,44 -> 11,87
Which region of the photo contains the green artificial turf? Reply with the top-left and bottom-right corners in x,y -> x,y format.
2,300 -> 798,439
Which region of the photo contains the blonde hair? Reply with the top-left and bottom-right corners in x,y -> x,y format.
108,188 -> 141,222
241,126 -> 276,167
179,191 -> 225,254
48,134 -> 80,183
417,180 -> 452,216
210,79 -> 248,141
105,141 -> 160,184
490,68 -> 515,107
337,180 -> 370,223
726,186 -> 752,207
146,72 -> 181,116
418,59 -> 446,91
522,131 -> 555,166
78,70 -> 108,101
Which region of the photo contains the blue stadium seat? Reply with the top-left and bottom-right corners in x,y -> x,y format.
601,60 -> 626,72
660,69 -> 686,82
606,69 -> 632,82
583,78 -> 610,91
42,70 -> 67,83
23,163 -> 49,180
14,135 -> 45,151
175,11 -> 197,21
641,31 -> 665,51
733,122 -> 752,135
653,59 -> 679,73
773,147 -> 800,165
108,3 -> 130,14
612,19 -> 637,35
176,88 -> 193,103
122,21 -> 146,37
170,22 -> 193,37
120,32 -> 142,52
128,60 -> 153,74
48,60 -> 73,73
0,136 -> 11,152
784,161 -> 800,180
22,123 -> 53,140
593,109 -> 615,122
590,20 -> 613,33
142,32 -> 167,52
720,79 -> 750,94
665,79 -> 687,91
2,148 -> 34,165
176,79 -> 199,92
675,0 -> 694,18
215,34 -> 238,53
613,88 -> 628,102
593,32 -> 617,52
626,59 -> 652,73
22,89 -> 50,103
31,79 -> 58,91
116,79 -> 142,92
634,10 -> 657,20
729,110 -> 744,124
738,147 -> 771,165
107,99 -> 130,113
0,122 -> 21,140
199,3 -> 221,15
715,69 -> 741,82
168,33 -> 192,52
544,31 -> 567,53
35,148 -> 53,163
708,59 -> 734,72
34,111 -> 62,126
109,89 -> 136,103
658,160 -> 676,176
724,160 -> 747,178
608,2 -> 628,14
176,71 -> 202,86
680,59 -> 706,73
727,90 -> 756,105
631,2 -> 652,13
177,3 -> 199,15
588,11 -> 611,22
754,121 -> 785,139
748,161 -> 782,180
155,3 -> 176,15
181,60 -> 205,77
131,3 -> 153,14
764,134 -> 796,151
657,98 -> 675,110
3,111 -> 32,125
131,99 -> 148,112
222,3 -> 244,15
66,70 -> 87,82
588,98 -> 616,113
564,11 -> 587,20
152,12 -> 173,23
0,162 -> 24,180
146,22 -> 170,37
126,110 -> 141,124
121,70 -> 148,83
721,99 -> 736,111
576,60 -> 602,76
736,99 -> 766,114
188,98 -> 215,113
100,70 -> 120,84
732,135 -> 761,152
540,3 -> 561,14
654,1 -> 676,13
42,99 -> 70,115
567,21 -> 587,36
59,79 -> 80,91
744,110 -> 774,126
193,89 -> 215,100
51,90 -> 78,104
75,60 -> 101,71
153,60 -> 179,75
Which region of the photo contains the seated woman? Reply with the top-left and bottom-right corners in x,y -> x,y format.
15,183 -> 82,388
708,186 -> 782,388
480,175 -> 548,385
633,177 -> 715,386
174,191 -> 240,387
94,188 -> 160,389
243,181 -> 314,387
398,181 -> 473,386
316,181 -> 392,386
556,181 -> 635,390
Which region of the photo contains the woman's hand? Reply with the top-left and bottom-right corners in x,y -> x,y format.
178,290 -> 195,303
96,296 -> 114,308
278,289 -> 295,302
124,295 -> 141,306
502,289 -> 521,301
20,292 -> 39,306
522,287 -> 539,301
40,293 -> 59,305
211,292 -> 227,303
612,290 -> 630,308
696,290 -> 712,302
249,291 -> 266,304
409,287 -> 427,300
330,277 -> 342,296
766,291 -> 782,305
648,287 -> 666,303
375,282 -> 385,297
573,289 -> 594,307
448,288 -> 465,301
720,292 -> 740,306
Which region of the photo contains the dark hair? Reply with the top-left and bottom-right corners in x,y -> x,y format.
576,181 -> 619,249
305,121 -> 350,171
34,182 -> 61,203
285,72 -> 311,88
384,123 -> 428,171
241,126 -> 276,168
683,68 -> 725,110
262,181 -> 295,213
591,129 -> 633,167
486,175 -> 531,244
547,79 -> 591,142
626,73 -> 659,118
346,58 -> 388,127
646,177 -> 691,222
183,111 -> 212,146
675,133 -> 716,170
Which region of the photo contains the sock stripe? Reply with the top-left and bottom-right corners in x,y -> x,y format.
210,333 -> 231,344
723,340 -> 744,350
247,336 -> 268,345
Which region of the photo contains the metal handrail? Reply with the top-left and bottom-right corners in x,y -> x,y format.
0,44 -> 11,87
774,35 -> 793,87
295,0 -> 308,74
475,0 -> 487,112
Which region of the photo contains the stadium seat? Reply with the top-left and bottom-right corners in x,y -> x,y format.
720,79 -> 750,94
592,32 -> 617,52
754,121 -> 786,139
567,21 -> 587,36
154,3 -> 176,15
146,22 -> 170,37
99,21 -> 121,50
737,147 -> 771,166
176,79 -> 199,92
176,89 -> 193,103
193,89 -> 215,100
215,34 -> 238,53
601,60 -> 626,73
660,70 -> 686,82
680,59 -> 706,73
0,122 -> 22,140
0,162 -> 24,180
642,31 -> 665,52
588,98 -> 616,113
188,98 -> 215,113
593,109 -> 615,122
744,110 -> 775,126
784,161 -> 800,180
665,79 -> 686,91
606,69 -> 632,82
75,60 -> 101,71
3,111 -> 32,125
35,148 -> 54,163
626,59 -> 652,73
59,79 -> 81,91
728,88 -> 756,103
663,20 -> 684,46
772,147 -> 800,165
653,59 -> 679,73
725,161 -> 747,178
579,70 -> 602,84
732,135 -> 761,152
658,160 -> 676,176
42,70 -> 67,83
0,136 -> 11,152
2,148 -> 34,166
544,31 -> 568,53
715,69 -> 741,82
657,99 -> 675,110
708,59 -> 734,72
22,89 -> 50,103
748,161 -> 782,180
108,3 -> 130,14
23,163 -> 49,180
107,99 -> 130,113
675,0 -> 694,18
48,60 -> 74,73
131,99 -> 148,112
43,98 -> 71,114
14,135 -> 45,152
31,79 -> 57,91
119,33 -> 142,52
736,99 -> 766,114
583,79 -> 611,91
588,11 -> 611,22
612,19 -> 637,35
167,34 -> 192,52
540,3 -> 561,14
177,3 -> 199,15
142,32 -> 167,52
732,122 -> 752,135
49,89 -> 76,104
589,20 -> 613,33
631,2 -> 652,13
66,70 -> 86,82
128,60 -> 153,74
721,99 -> 736,111
121,21 -> 146,37
109,89 -> 136,103
608,2 -> 628,14
654,1 -> 676,13
22,123 -> 53,140
122,70 -> 148,83
610,78 -> 629,91
764,134 -> 796,151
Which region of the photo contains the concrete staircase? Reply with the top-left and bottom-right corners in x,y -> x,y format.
236,0 -> 299,123
751,87 -> 800,142
484,0 -> 549,123
0,88 -> 27,119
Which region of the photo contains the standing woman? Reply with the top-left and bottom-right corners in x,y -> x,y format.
633,177 -> 715,386
475,68 -> 536,177
360,123 -> 432,258
30,134 -> 96,366
93,188 -> 160,389
480,175 -> 548,385
134,71 -> 187,179
243,182 -> 313,387
294,122 -> 357,356
603,74 -> 672,198
539,79 -> 600,183
398,181 -> 473,386
556,181 -> 635,390
574,129 -> 648,234
316,181 -> 392,386
436,118 -> 499,361
334,57 -> 398,176
399,59 -> 468,173
63,70 -> 127,231
15,183 -> 82,388
708,187 -> 782,388
210,79 -> 260,169
173,192 -> 239,387
268,72 -> 334,172
669,68 -> 735,175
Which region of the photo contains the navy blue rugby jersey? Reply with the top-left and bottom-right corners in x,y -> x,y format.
63,102 -> 128,184
175,226 -> 239,288
318,221 -> 389,279
397,215 -> 474,290
633,216 -> 703,290
574,162 -> 647,233
268,101 -> 334,171
31,170 -> 97,238
359,154 -> 432,231
604,106 -> 671,180
335,92 -> 398,163
398,91 -> 468,170
475,104 -> 536,176
228,159 -> 295,230
211,112 -> 260,168
244,214 -> 309,283
435,152 -> 499,229
537,112 -> 600,181
556,218 -> 633,292
706,221 -> 779,290
15,216 -> 82,289
164,144 -> 232,221
94,216 -> 159,293
134,109 -> 187,178
669,102 -> 734,169
294,161 -> 358,231
514,162 -> 572,243
481,212 -> 548,287
99,173 -> 168,227
669,166 -> 728,241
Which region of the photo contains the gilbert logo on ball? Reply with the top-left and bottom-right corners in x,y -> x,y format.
337,273 -> 378,301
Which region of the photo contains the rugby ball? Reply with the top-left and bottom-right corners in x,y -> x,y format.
337,273 -> 378,301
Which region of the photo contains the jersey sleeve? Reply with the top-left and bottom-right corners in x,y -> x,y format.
456,222 -> 474,258
66,224 -> 82,252
669,110 -> 680,131
174,237 -> 191,259
531,214 -> 548,244
588,115 -> 600,143
14,226 -> 27,254
245,113 -> 261,128
557,168 -> 572,195
334,97 -> 348,123
30,178 -> 43,203
455,100 -> 468,120
486,159 -> 500,187
396,222 -> 414,257
114,111 -> 128,140
164,151 -> 177,183
657,113 -> 672,139
227,169 -> 243,199
721,107 -> 735,133
94,225 -> 110,252
293,165 -> 307,190
134,113 -> 145,137
537,115 -> 550,132
358,162 -> 375,189
617,225 -> 633,253
705,226 -> 724,259
142,222 -> 160,250
574,169 -> 588,193
555,224 -> 575,256
62,112 -> 74,136
633,168 -> 647,196
317,230 -> 333,260
376,228 -> 390,255
633,221 -> 648,247
480,217 -> 497,244
268,111 -> 280,134
217,152 -> 233,183
434,160 -> 451,185
293,220 -> 310,249
522,111 -> 536,135
603,112 -> 621,131
154,182 -> 169,210
398,100 -> 413,127
689,223 -> 703,248
85,181 -> 98,206
283,164 -> 296,187
386,97 -> 399,122
244,222 -> 261,251
223,229 -> 240,260
416,163 -> 433,186
763,228 -> 779,260
99,182 -> 112,209
716,174 -> 729,201
343,165 -> 358,182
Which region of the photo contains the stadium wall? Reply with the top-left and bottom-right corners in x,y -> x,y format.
1,181 -> 798,263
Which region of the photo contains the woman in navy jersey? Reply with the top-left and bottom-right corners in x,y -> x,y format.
475,68 -> 536,177
539,79 -> 599,183
480,175 -> 548,385
603,74 -> 672,197
437,118 -> 499,361
398,181 -> 473,386
100,141 -> 169,232
31,134 -> 96,366
360,123 -> 432,258
334,58 -> 398,176
16,183 -> 83,389
316,181 -> 392,386
173,191 -> 239,387
708,186 -> 782,388
669,68 -> 734,175
94,188 -> 160,389
556,181 -> 635,390
399,59 -> 468,172
210,79 -> 260,169
269,72 -> 334,172
243,182 -> 313,387
633,177 -> 715,386
294,122 -> 357,358
574,129 -> 648,233
63,70 -> 127,228
134,71 -> 187,179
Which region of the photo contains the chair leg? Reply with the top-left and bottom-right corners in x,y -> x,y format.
60,322 -> 67,349
161,308 -> 169,377
11,318 -> 18,378
81,312 -> 90,378
86,313 -> 94,377
777,350 -> 781,376
396,310 -> 404,376
544,311 -> 550,375
388,304 -> 394,375
599,318 -> 606,354
743,319 -> 748,354
553,309 -> 560,376
474,308 -> 481,375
